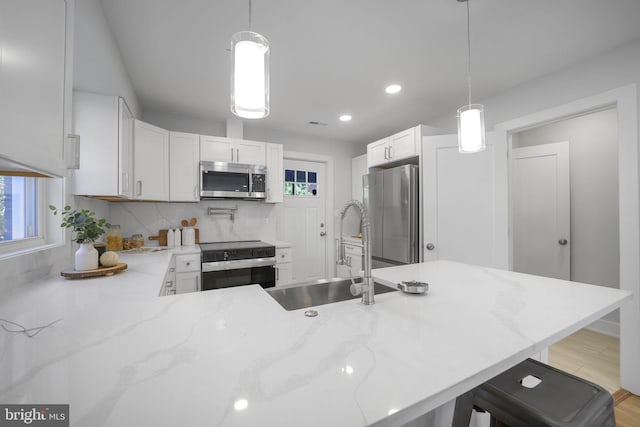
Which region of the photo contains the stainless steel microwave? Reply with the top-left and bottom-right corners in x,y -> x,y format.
200,161 -> 267,199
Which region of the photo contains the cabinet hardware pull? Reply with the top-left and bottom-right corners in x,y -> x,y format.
388,146 -> 393,159
231,147 -> 234,162
384,147 -> 388,159
136,180 -> 142,196
276,267 -> 279,281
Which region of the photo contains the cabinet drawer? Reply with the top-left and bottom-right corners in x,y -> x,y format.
343,243 -> 362,254
175,254 -> 201,272
276,247 -> 292,264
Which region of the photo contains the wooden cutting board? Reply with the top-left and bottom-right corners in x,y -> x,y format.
61,263 -> 128,279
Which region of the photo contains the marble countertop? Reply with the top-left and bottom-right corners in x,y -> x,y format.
0,256 -> 631,427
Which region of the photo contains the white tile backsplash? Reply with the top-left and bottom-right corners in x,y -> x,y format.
108,200 -> 277,244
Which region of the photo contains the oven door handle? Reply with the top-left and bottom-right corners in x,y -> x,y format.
202,257 -> 277,272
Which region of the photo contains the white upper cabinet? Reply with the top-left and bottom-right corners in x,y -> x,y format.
200,135 -> 266,165
134,120 -> 169,201
265,143 -> 284,203
389,127 -> 419,160
0,0 -> 68,176
72,92 -> 134,198
169,132 -> 200,202
366,125 -> 445,168
367,138 -> 390,168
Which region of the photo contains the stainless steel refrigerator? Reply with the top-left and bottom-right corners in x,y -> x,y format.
363,164 -> 419,268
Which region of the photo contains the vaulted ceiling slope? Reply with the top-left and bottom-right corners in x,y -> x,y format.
99,0 -> 640,143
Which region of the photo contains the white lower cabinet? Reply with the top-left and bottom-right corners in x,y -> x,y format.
336,239 -> 364,277
162,253 -> 201,295
175,271 -> 200,294
174,254 -> 201,294
275,247 -> 292,286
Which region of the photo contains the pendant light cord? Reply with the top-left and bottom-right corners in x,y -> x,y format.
466,0 -> 472,107
249,0 -> 252,29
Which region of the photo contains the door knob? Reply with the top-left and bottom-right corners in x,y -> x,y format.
320,232 -> 326,237
558,239 -> 568,246
426,243 -> 435,251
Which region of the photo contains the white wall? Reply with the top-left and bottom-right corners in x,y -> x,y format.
513,108 -> 620,324
108,200 -> 277,244
426,38 -> 640,391
429,39 -> 640,132
73,0 -> 140,116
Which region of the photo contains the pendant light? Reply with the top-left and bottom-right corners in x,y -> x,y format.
230,0 -> 270,119
456,0 -> 485,153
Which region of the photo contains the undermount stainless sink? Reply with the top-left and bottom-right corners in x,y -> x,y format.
266,277 -> 396,311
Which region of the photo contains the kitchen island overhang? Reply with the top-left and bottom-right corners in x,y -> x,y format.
0,256 -> 631,427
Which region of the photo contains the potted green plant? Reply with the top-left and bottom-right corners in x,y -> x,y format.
50,205 -> 110,271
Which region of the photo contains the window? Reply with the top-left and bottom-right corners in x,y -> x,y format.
0,175 -> 42,251
284,169 -> 318,196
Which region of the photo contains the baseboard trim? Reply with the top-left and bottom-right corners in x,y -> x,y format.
586,318 -> 620,337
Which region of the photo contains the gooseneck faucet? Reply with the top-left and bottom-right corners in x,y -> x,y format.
339,200 -> 374,305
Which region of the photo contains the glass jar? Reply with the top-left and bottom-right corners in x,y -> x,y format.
131,234 -> 144,249
106,225 -> 123,251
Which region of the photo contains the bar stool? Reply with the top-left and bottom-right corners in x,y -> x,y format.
452,358 -> 616,427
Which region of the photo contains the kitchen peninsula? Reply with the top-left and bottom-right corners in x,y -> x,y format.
0,252 -> 631,427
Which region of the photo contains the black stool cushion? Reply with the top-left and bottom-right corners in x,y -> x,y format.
454,358 -> 615,427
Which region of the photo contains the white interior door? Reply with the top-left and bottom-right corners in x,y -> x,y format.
279,159 -> 327,282
422,132 -> 508,268
512,142 -> 570,280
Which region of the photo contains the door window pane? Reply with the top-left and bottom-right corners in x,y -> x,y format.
284,169 -> 319,197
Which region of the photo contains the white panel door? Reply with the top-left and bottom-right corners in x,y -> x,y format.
512,142 -> 570,280
169,132 -> 200,201
279,159 -> 327,282
134,120 -> 169,200
423,132 -> 508,268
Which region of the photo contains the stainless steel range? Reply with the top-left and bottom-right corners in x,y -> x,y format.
200,240 -> 276,291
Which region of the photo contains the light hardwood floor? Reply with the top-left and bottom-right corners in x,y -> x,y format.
549,328 -> 620,393
549,329 -> 640,427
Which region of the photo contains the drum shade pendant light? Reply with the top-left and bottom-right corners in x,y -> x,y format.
230,0 -> 270,119
456,0 -> 485,153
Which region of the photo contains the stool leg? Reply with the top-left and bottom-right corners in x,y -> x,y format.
452,393 -> 474,427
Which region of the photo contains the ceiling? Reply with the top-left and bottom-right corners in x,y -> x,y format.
98,0 -> 640,143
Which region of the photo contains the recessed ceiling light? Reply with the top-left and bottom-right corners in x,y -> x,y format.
385,84 -> 402,94
339,115 -> 352,122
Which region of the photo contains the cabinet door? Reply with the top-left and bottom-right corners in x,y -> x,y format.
276,263 -> 292,286
367,137 -> 389,168
169,132 -> 200,201
0,0 -> 67,176
175,271 -> 200,294
200,135 -> 234,162
118,98 -> 134,197
348,251 -> 363,276
265,143 -> 284,203
389,127 -> 418,161
351,154 -> 368,202
134,120 -> 170,200
236,140 -> 266,165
